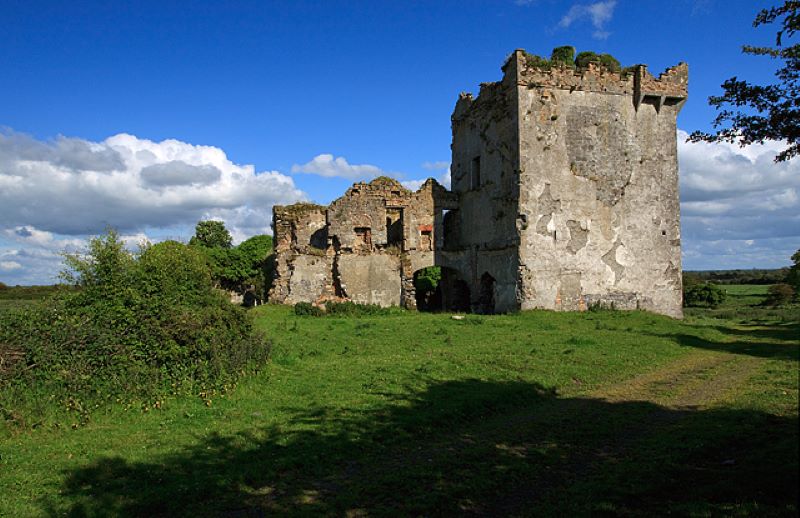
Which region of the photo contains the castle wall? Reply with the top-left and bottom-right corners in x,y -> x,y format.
270,204 -> 329,304
270,49 -> 686,318
444,61 -> 522,313
269,178 -> 445,309
337,254 -> 402,306
511,51 -> 685,317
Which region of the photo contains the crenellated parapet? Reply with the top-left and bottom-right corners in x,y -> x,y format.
462,49 -> 689,114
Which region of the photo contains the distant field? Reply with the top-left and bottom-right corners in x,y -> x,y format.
0,288 -> 797,516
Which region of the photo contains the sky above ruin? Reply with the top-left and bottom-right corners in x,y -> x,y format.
1,0 -> 798,284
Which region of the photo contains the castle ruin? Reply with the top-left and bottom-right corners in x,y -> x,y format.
269,49 -> 688,318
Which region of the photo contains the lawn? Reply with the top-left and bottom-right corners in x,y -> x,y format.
0,289 -> 797,516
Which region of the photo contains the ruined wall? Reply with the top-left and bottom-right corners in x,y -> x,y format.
270,203 -> 331,304
271,48 -> 686,318
511,50 -> 686,317
269,177 -> 448,309
443,57 -> 522,313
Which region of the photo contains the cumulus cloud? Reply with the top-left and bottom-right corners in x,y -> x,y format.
0,130 -> 305,237
0,260 -> 22,271
0,129 -> 307,284
677,129 -> 800,269
140,161 -> 221,187
291,154 -> 385,180
557,1 -> 617,40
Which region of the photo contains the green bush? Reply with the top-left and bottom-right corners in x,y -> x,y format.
684,283 -> 727,308
189,222 -> 274,302
0,231 -> 270,426
292,301 -> 396,317
524,52 -> 552,70
550,46 -> 575,67
294,302 -> 323,316
574,51 -> 621,72
763,283 -> 795,306
324,301 -> 392,316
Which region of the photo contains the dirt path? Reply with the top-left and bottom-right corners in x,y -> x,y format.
487,348 -> 768,516
592,349 -> 763,409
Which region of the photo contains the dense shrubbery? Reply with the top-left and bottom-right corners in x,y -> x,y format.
188,220 -> 275,303
0,231 -> 270,426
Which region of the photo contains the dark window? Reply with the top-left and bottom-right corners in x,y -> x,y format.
471,156 -> 481,190
386,208 -> 403,246
354,227 -> 372,249
420,229 -> 432,251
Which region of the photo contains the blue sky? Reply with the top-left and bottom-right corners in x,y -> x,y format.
1,0 -> 797,284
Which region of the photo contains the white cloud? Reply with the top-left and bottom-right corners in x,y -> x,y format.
291,153 -> 385,179
422,161 -> 450,171
677,129 -> 800,269
0,261 -> 22,271
0,129 -> 307,284
402,162 -> 452,191
557,1 -> 617,40
0,130 -> 306,238
440,167 -> 452,189
401,179 -> 427,191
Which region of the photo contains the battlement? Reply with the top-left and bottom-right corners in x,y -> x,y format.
454,49 -> 687,115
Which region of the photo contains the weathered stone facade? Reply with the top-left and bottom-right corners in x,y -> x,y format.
270,49 -> 687,318
269,177 -> 457,309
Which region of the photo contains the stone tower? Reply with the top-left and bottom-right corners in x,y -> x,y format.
438,49 -> 687,317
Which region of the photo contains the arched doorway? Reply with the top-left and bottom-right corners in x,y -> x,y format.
440,267 -> 471,313
413,266 -> 442,311
478,272 -> 496,314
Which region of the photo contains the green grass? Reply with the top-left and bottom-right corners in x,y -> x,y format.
0,288 -> 797,516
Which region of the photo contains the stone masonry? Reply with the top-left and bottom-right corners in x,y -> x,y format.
270,177 -> 457,309
270,49 -> 687,318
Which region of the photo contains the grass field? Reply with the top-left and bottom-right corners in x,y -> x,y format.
0,288 -> 797,516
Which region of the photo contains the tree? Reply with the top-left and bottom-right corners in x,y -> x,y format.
189,220 -> 232,249
786,248 -> 800,294
689,2 -> 799,162
763,283 -> 795,305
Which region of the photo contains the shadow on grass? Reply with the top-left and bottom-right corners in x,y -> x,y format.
48,379 -> 798,517
713,322 -> 800,344
662,323 -> 799,362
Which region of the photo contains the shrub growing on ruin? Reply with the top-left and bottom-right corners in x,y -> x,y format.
574,51 -> 621,72
0,231 -> 270,426
550,46 -> 576,67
